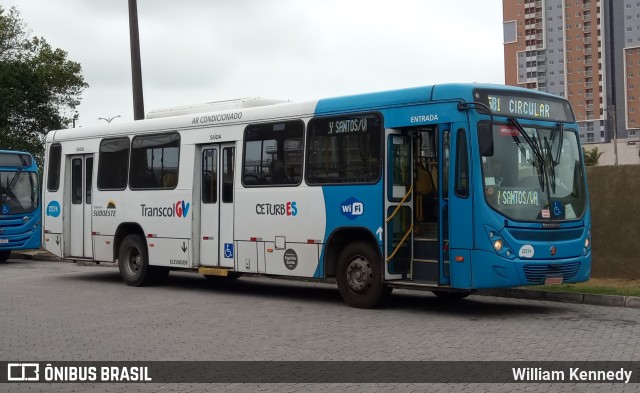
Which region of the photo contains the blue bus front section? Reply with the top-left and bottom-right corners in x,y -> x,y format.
0,212 -> 42,252
469,195 -> 591,289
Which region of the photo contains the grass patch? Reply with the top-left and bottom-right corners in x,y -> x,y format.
529,278 -> 640,297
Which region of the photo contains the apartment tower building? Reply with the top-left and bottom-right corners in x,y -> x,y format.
503,0 -> 639,143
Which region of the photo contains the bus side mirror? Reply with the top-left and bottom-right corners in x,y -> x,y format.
478,125 -> 494,157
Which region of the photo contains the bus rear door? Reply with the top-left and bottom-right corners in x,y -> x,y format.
67,154 -> 93,258
198,143 -> 235,268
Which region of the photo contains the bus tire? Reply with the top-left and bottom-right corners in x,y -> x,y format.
0,250 -> 10,262
432,290 -> 469,301
118,234 -> 154,286
336,242 -> 385,308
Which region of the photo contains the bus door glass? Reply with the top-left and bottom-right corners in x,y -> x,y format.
411,126 -> 440,283
68,154 -> 93,258
199,143 -> 235,268
384,129 -> 412,278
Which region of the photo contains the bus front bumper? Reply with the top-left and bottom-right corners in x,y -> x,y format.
469,250 -> 591,289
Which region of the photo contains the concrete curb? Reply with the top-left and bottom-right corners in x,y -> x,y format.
8,250 -> 640,309
479,288 -> 640,309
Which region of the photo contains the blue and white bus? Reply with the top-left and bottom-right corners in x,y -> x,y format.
42,84 -> 591,307
0,150 -> 41,261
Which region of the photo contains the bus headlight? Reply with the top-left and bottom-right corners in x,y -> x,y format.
584,238 -> 590,248
484,225 -> 515,259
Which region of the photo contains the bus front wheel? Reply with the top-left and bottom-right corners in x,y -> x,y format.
0,250 -> 10,262
336,242 -> 387,308
118,234 -> 158,286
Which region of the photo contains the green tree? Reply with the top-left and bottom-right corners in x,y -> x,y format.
583,146 -> 604,166
0,6 -> 88,161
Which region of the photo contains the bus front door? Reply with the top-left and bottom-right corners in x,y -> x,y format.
411,126 -> 440,283
384,130 -> 412,279
198,144 -> 235,268
68,154 -> 93,258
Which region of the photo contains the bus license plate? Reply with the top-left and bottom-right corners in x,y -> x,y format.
0,239 -> 8,244
544,276 -> 563,285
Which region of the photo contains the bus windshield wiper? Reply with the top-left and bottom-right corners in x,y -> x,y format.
8,170 -> 22,191
508,118 -> 546,192
544,124 -> 565,194
544,137 -> 556,193
553,123 -> 564,166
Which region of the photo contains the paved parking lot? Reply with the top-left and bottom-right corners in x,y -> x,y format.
1,258 -> 639,392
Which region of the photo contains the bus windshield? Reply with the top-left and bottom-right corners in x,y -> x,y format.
0,171 -> 39,215
478,121 -> 587,222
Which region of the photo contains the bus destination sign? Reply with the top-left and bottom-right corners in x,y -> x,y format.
475,90 -> 575,123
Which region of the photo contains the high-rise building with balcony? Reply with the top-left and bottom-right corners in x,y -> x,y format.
503,0 -> 639,143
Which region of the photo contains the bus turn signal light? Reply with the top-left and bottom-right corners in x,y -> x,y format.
455,256 -> 464,262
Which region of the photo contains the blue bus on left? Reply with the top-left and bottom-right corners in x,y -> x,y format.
0,150 -> 41,262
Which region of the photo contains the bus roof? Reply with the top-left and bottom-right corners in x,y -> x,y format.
47,83 -> 571,142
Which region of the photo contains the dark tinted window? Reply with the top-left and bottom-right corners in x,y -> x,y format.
0,153 -> 31,167
47,144 -> 62,191
455,129 -> 469,198
242,121 -> 303,186
86,158 -> 93,204
71,158 -> 82,204
202,149 -> 217,204
129,133 -> 180,190
98,137 -> 129,190
222,147 -> 234,202
306,113 -> 382,184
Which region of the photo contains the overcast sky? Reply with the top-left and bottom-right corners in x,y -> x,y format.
3,0 -> 505,128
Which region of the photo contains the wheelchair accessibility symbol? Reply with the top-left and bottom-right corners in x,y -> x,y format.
552,201 -> 564,217
224,243 -> 234,259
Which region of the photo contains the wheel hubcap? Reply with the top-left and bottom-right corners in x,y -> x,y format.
126,247 -> 141,274
346,256 -> 373,293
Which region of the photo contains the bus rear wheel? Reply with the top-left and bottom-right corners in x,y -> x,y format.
336,242 -> 386,308
0,250 -> 10,262
118,234 -> 160,286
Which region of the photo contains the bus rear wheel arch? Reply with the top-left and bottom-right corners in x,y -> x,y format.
336,241 -> 390,308
118,234 -> 168,286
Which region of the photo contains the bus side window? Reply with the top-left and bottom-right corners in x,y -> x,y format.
47,144 -> 62,192
242,121 -> 304,187
98,137 -> 130,191
129,133 -> 180,190
306,113 -> 382,185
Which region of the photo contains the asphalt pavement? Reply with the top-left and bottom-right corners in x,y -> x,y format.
7,249 -> 640,309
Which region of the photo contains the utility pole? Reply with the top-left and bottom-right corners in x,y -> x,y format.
128,0 -> 145,120
607,105 -> 618,166
607,106 -> 618,166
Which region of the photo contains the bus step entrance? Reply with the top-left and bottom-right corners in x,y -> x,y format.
413,237 -> 438,260
198,267 -> 231,277
412,258 -> 439,284
413,237 -> 439,282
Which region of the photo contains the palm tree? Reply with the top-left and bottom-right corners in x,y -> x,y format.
583,147 -> 604,166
